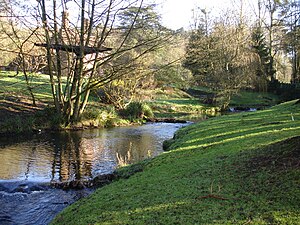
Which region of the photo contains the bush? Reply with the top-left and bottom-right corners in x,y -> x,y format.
35,106 -> 63,128
162,139 -> 175,151
81,108 -> 102,120
141,103 -> 154,118
81,106 -> 120,127
121,102 -> 154,120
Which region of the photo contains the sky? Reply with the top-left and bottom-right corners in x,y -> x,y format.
156,0 -> 235,30
27,0 -> 254,30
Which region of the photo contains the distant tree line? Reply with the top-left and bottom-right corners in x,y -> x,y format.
183,0 -> 300,109
1,0 -> 299,122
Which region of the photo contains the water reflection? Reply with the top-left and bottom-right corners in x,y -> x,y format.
0,123 -> 187,183
51,131 -> 94,182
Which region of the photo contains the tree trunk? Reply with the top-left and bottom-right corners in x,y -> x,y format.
40,0 -> 61,114
71,0 -> 86,123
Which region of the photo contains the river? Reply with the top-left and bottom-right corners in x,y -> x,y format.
0,122 -> 188,225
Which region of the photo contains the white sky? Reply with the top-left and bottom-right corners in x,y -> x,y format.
156,0 -> 241,30
32,0 -> 256,30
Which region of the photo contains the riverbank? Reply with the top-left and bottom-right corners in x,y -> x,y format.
0,71 -> 281,134
0,122 -> 187,224
0,72 -> 202,134
51,99 -> 300,224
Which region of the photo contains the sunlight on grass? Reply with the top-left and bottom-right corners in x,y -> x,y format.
0,72 -> 58,102
174,126 -> 300,152
231,91 -> 280,107
149,97 -> 220,120
51,100 -> 300,225
0,71 -> 65,101
184,122 -> 296,145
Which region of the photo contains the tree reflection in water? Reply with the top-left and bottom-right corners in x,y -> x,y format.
0,123 -> 188,183
51,132 -> 93,182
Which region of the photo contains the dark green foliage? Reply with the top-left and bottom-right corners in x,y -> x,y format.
0,106 -> 62,134
251,25 -> 276,87
121,102 -> 154,120
118,4 -> 162,31
268,80 -> 300,101
1,115 -> 34,133
35,106 -> 62,128
162,138 -> 175,151
182,29 -> 212,83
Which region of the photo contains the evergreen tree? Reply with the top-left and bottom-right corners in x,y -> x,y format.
252,25 -> 275,90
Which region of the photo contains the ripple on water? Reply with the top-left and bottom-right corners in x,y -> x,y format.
0,122 -> 188,224
0,180 -> 93,225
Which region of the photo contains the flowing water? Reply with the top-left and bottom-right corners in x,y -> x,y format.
0,122 -> 188,225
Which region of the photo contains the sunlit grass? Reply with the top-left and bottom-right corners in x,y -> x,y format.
52,99 -> 300,225
0,71 -> 53,102
149,98 -> 220,120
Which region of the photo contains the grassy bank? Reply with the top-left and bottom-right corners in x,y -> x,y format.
51,100 -> 300,224
186,87 -> 280,109
0,71 -> 282,133
0,72 -> 131,133
230,90 -> 280,109
0,72 -> 217,133
149,98 -> 219,120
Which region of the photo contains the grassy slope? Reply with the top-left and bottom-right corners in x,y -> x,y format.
52,100 -> 300,225
148,88 -> 220,120
149,98 -> 219,120
188,86 -> 280,108
230,91 -> 280,108
0,71 -> 53,101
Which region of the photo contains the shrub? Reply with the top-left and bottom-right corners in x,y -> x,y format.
141,103 -> 154,118
81,108 -> 102,120
162,139 -> 175,151
80,106 -> 120,127
35,106 -> 63,128
1,115 -> 36,133
121,102 -> 154,120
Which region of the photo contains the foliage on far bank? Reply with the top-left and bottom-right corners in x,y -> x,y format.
52,99 -> 300,225
0,71 -> 283,134
120,102 -> 154,121
183,1 -> 300,110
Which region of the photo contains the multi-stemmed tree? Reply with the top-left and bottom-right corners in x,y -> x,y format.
35,0 -> 171,124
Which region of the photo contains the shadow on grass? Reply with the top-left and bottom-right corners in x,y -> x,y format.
51,101 -> 300,225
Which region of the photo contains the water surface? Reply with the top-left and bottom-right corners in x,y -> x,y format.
0,122 -> 187,225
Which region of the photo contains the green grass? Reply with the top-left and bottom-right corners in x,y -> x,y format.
187,87 -> 279,109
148,87 -> 219,120
0,71 -> 53,102
51,99 -> 300,225
149,90 -> 279,121
149,98 -> 219,120
230,91 -> 280,108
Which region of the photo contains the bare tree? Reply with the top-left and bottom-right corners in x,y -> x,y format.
35,0 -> 168,124
0,0 -> 47,105
184,5 -> 256,110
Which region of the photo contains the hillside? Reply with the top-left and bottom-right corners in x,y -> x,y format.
51,100 -> 300,224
